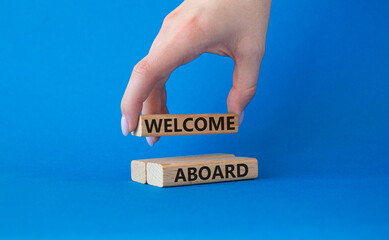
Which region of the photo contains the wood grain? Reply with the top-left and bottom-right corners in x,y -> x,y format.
147,157 -> 258,187
131,113 -> 238,137
131,153 -> 235,184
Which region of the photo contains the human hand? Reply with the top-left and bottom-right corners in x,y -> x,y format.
121,0 -> 271,146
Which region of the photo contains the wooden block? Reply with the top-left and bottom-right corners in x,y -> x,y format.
132,113 -> 238,137
147,157 -> 258,187
131,153 -> 235,184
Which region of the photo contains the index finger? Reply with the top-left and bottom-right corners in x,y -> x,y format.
120,41 -> 202,135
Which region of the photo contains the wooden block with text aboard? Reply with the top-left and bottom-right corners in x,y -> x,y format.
146,157 -> 258,187
131,113 -> 238,137
131,153 -> 235,184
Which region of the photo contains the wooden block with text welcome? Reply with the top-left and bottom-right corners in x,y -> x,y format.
147,157 -> 258,187
131,153 -> 235,184
132,113 -> 238,137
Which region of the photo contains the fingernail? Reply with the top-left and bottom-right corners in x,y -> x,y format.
146,137 -> 154,147
121,115 -> 129,136
238,111 -> 245,126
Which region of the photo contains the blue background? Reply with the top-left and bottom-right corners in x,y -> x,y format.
1,0 -> 388,239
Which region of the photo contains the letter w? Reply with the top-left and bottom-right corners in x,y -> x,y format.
144,119 -> 163,133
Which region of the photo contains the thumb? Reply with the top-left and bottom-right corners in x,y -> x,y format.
227,53 -> 262,126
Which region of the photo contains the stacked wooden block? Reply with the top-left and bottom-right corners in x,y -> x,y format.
132,153 -> 258,187
130,113 -> 258,187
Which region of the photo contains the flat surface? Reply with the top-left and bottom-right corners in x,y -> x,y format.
1,172 -> 389,239
1,0 -> 389,239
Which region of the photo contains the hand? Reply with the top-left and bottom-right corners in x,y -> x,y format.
121,0 -> 272,146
